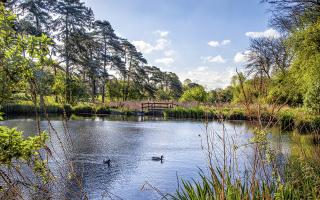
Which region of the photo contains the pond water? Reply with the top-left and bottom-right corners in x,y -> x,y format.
0,115 -> 292,200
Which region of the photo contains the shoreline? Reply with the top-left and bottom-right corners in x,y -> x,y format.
1,103 -> 319,135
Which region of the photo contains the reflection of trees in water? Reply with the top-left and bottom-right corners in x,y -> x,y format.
62,120 -> 148,199
1,118 -> 148,199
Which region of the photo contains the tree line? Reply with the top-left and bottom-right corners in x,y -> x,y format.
236,0 -> 320,114
176,0 -> 320,115
1,0 -> 319,115
1,0 -> 183,107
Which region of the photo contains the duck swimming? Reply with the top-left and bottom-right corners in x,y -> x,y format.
103,159 -> 111,167
152,155 -> 164,161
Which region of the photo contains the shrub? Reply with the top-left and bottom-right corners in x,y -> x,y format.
72,105 -> 95,115
295,116 -> 314,134
96,106 -> 110,115
63,104 -> 72,114
228,109 -> 246,120
1,103 -> 38,114
277,110 -> 295,131
180,86 -> 208,103
43,104 -> 64,114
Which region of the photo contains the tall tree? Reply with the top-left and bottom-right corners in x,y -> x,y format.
69,29 -> 100,102
5,0 -> 56,36
93,20 -> 122,103
120,39 -> 147,100
54,0 -> 93,103
263,0 -> 320,32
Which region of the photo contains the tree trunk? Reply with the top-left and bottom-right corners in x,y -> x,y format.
65,13 -> 71,103
92,78 -> 96,103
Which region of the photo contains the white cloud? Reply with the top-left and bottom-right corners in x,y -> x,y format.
208,39 -> 231,47
195,66 -> 208,72
155,30 -> 170,37
132,30 -> 172,54
164,50 -> 175,57
234,50 -> 251,63
154,38 -> 171,50
155,57 -> 175,66
221,40 -> 231,45
208,41 -> 220,47
182,67 -> 235,89
245,28 -> 280,38
202,55 -> 226,63
132,40 -> 154,54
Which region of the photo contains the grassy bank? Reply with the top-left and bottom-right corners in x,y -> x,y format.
1,103 -> 319,134
0,102 -> 149,117
170,123 -> 320,200
164,106 -> 320,134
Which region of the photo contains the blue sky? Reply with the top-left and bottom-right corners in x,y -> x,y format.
83,0 -> 277,89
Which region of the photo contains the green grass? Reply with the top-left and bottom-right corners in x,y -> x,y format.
72,104 -> 95,115
277,110 -> 295,131
0,103 -> 66,114
164,107 -> 205,119
96,106 -> 111,115
2,103 -> 319,134
171,125 -> 320,200
172,158 -> 320,200
164,106 -> 319,134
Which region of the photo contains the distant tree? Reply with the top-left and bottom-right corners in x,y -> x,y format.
180,86 -> 207,103
262,0 -> 320,32
165,72 -> 183,99
183,79 -> 192,86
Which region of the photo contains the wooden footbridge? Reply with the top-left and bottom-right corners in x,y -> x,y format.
141,101 -> 177,112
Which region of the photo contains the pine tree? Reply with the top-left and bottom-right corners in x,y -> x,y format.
54,0 -> 93,103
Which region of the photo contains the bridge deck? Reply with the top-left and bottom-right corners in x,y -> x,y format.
141,102 -> 176,111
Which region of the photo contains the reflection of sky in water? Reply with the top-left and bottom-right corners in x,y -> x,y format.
0,116 -> 292,200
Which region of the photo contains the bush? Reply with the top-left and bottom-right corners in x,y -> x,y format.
179,86 -> 208,103
96,106 -> 110,115
228,109 -> 246,120
0,103 -> 72,115
63,104 -> 72,114
312,116 -> 320,134
277,110 -> 295,131
72,105 -> 95,115
1,104 -> 37,114
43,104 -> 64,114
295,116 -> 314,134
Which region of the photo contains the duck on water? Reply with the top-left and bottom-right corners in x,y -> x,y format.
152,155 -> 164,161
103,159 -> 111,167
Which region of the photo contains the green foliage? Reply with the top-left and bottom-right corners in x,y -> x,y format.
277,110 -> 295,131
72,104 -> 96,115
180,86 -> 208,103
267,73 -> 304,106
172,129 -> 320,200
304,81 -> 320,114
0,103 -> 72,115
0,126 -> 49,181
287,19 -> 320,113
164,107 -> 205,119
226,108 -> 246,120
96,106 -> 110,115
208,87 -> 234,104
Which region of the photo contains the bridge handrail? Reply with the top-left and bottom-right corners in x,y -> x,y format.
141,102 -> 177,111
